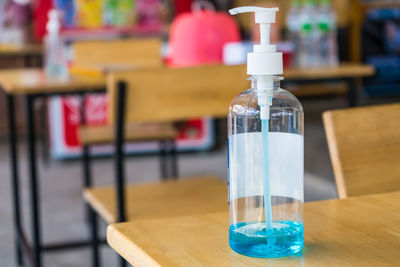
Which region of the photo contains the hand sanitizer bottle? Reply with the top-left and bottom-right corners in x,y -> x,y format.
44,9 -> 69,81
228,6 -> 304,258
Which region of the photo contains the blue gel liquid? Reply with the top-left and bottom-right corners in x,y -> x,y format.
229,221 -> 304,258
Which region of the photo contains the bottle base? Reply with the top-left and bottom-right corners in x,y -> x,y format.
229,221 -> 303,258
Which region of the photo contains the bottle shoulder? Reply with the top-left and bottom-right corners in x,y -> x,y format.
229,88 -> 303,116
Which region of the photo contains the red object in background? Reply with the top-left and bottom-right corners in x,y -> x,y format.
168,10 -> 240,66
33,0 -> 53,41
174,0 -> 192,15
61,95 -> 108,147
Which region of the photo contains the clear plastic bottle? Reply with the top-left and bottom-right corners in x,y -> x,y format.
317,0 -> 338,66
228,7 -> 304,258
298,0 -> 320,67
228,76 -> 304,258
44,9 -> 69,81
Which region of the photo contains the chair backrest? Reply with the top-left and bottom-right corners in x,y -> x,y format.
323,103 -> 400,198
107,64 -> 248,124
72,38 -> 163,68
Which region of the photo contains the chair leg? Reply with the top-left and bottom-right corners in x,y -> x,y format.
115,81 -> 127,222
119,256 -> 128,267
80,93 -> 100,267
7,94 -> 24,266
170,139 -> 178,179
114,81 -> 128,267
82,145 -> 92,226
89,207 -> 100,267
159,141 -> 168,180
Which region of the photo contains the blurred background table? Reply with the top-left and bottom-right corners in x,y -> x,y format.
108,191 -> 400,266
284,63 -> 375,106
0,68 -> 105,267
0,44 -> 43,68
0,68 -> 104,94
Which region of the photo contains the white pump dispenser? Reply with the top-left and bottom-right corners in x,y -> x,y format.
229,6 -> 282,119
46,9 -> 61,35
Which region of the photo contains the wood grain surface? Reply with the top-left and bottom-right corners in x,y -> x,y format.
84,176 -> 227,224
79,123 -> 177,145
107,64 -> 374,124
108,191 -> 400,267
0,64 -> 373,95
323,103 -> 400,198
0,68 -> 105,94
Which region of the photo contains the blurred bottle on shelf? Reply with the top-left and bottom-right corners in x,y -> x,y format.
287,0 -> 338,68
75,0 -> 103,28
44,9 -> 69,81
55,0 -> 75,27
298,0 -> 319,67
104,0 -> 136,27
0,1 -> 30,47
286,0 -> 301,67
317,0 -> 338,66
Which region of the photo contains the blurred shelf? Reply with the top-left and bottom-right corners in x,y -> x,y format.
0,44 -> 43,56
60,25 -> 164,41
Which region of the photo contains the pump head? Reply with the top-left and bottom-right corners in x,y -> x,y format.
229,6 -> 282,76
46,9 -> 61,34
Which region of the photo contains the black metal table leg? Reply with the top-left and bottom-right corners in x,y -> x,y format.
7,94 -> 24,266
159,141 -> 168,180
80,93 -> 100,267
170,139 -> 178,179
115,82 -> 128,267
80,94 -> 92,221
89,208 -> 100,267
26,95 -> 42,267
347,78 -> 358,107
39,97 -> 50,165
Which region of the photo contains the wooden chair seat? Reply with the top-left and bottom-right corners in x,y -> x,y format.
79,123 -> 178,145
84,176 -> 227,224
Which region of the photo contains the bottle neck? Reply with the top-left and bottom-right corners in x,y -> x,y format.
250,75 -> 281,91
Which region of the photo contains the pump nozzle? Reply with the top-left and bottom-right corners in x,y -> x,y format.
229,6 -> 282,76
229,6 -> 278,23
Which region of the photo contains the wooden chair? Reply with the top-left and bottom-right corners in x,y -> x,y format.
73,37 -> 172,150
74,37 -> 179,201
72,37 -> 163,70
323,103 -> 400,199
85,64 -> 248,266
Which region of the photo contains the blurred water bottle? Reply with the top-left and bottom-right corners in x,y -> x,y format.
317,0 -> 338,66
55,0 -> 75,27
286,0 -> 301,66
44,10 -> 69,81
104,0 -> 135,27
298,0 -> 319,67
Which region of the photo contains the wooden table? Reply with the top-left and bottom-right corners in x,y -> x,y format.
284,63 -> 375,107
284,63 -> 374,80
0,64 -> 374,267
0,68 -> 105,267
0,68 -> 105,94
0,44 -> 43,67
108,191 -> 400,266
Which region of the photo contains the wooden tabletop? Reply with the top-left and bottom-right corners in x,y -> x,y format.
0,68 -> 105,94
0,63 -> 374,95
107,191 -> 400,267
0,44 -> 43,56
284,63 -> 375,80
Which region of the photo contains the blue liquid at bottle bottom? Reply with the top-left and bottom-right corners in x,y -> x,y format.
229,221 -> 303,258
